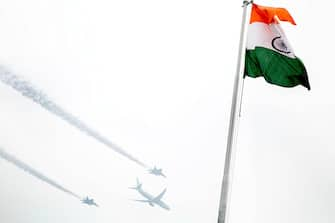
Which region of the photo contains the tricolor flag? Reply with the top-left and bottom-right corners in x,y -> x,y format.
244,3 -> 311,90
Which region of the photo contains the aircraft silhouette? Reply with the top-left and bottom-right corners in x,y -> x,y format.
148,166 -> 166,178
82,196 -> 99,207
129,178 -> 170,210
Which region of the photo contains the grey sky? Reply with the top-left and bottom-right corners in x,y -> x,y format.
0,0 -> 334,222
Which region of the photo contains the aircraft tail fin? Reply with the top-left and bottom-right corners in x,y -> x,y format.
129,178 -> 142,190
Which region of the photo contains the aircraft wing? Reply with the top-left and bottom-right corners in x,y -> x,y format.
133,199 -> 150,203
153,188 -> 167,201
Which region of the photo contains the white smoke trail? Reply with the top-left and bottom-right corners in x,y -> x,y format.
0,147 -> 81,200
0,66 -> 147,168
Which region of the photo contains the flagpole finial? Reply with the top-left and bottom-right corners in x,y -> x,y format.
242,0 -> 253,7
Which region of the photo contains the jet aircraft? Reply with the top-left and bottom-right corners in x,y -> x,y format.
82,196 -> 99,207
129,178 -> 170,210
148,166 -> 166,178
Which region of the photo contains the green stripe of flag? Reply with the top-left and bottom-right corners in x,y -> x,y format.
244,47 -> 310,90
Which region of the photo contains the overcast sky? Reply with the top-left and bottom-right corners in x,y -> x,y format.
0,0 -> 334,222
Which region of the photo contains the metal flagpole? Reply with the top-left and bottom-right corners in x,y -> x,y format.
217,1 -> 252,223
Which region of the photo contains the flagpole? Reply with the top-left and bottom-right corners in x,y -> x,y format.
217,1 -> 252,223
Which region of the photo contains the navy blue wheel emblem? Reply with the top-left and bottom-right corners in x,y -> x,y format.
271,36 -> 291,54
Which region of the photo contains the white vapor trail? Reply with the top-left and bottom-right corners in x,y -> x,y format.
0,146 -> 81,200
0,66 -> 148,168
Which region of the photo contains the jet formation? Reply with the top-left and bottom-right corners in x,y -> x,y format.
0,68 -> 170,209
129,178 -> 170,211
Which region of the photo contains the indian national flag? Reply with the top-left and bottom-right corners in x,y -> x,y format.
244,3 -> 311,90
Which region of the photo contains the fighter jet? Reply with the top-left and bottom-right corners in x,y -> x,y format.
148,166 -> 166,178
129,178 -> 170,210
82,196 -> 99,207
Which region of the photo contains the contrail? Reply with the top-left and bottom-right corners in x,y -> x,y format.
0,66 -> 148,168
0,146 -> 81,200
